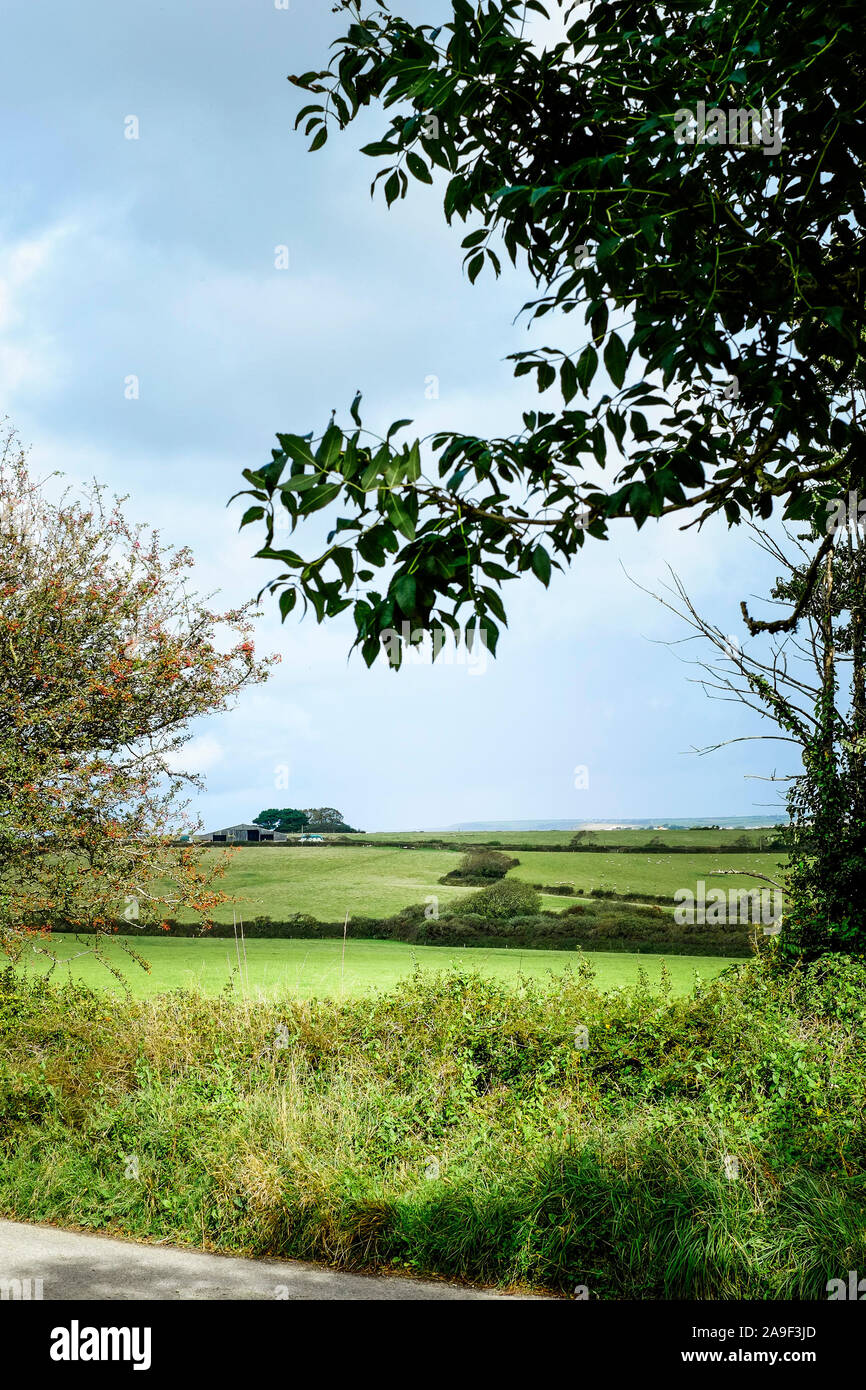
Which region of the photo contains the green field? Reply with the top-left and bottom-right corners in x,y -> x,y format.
342,827 -> 784,849
172,844 -> 785,923
508,850 -> 786,899
23,933 -> 738,999
188,846 -> 468,921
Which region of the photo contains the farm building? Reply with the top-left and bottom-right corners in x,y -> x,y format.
196,823 -> 288,844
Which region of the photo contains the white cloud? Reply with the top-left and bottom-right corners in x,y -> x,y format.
168,735 -> 224,775
0,220 -> 78,396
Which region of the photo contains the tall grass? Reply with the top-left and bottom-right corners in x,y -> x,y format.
0,953 -> 863,1297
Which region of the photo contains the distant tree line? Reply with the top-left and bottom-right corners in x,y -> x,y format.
252,806 -> 360,834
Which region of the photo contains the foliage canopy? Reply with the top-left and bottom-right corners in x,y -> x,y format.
235,0 -> 866,666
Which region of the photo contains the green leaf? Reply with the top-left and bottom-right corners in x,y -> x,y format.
331,548 -> 355,589
531,545 -> 551,586
406,151 -> 433,184
576,345 -> 598,393
280,474 -> 325,494
316,423 -> 343,468
393,573 -> 417,613
608,409 -> 626,451
276,434 -> 317,469
604,333 -> 628,389
560,357 -> 578,404
628,483 -> 653,527
491,185 -> 529,201
783,493 -> 815,522
360,140 -> 400,156
405,440 -> 422,481
386,419 -> 414,440
538,361 -> 556,392
359,458 -> 384,491
299,482 -> 343,513
386,492 -> 417,540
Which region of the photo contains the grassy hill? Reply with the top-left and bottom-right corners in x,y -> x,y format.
508,850 -> 785,899
166,842 -> 785,923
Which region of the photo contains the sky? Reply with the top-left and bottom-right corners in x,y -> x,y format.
0,0 -> 801,831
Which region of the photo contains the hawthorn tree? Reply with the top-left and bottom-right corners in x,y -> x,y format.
0,428 -> 276,974
235,0 -> 866,666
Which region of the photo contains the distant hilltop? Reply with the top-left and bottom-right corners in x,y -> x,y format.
428,816 -> 785,832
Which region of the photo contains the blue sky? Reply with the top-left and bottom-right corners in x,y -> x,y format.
1,0 -> 799,830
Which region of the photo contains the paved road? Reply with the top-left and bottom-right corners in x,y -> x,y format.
0,1220 -> 538,1301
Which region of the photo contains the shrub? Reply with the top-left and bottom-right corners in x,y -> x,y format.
52,897 -> 749,954
439,849 -> 518,886
453,878 -> 541,919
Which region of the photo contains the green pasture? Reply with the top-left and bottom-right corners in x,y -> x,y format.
342,826 -> 783,849
185,846 -> 466,922
174,844 -> 785,923
508,850 -> 786,900
20,933 -> 738,1000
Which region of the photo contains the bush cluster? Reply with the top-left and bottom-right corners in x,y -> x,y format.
50,895 -> 752,956
451,878 -> 541,918
439,849 -> 519,886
